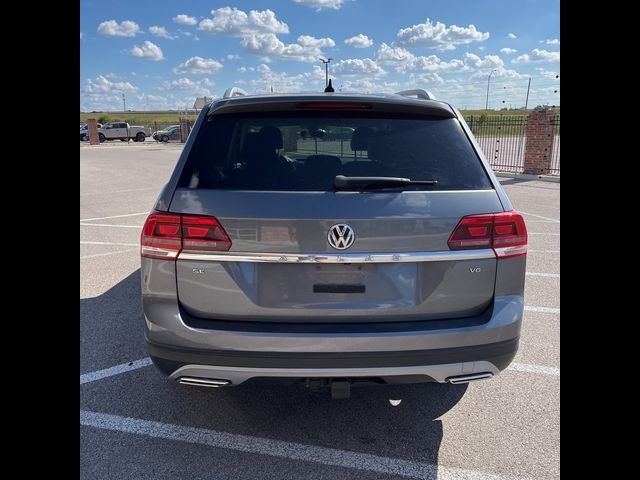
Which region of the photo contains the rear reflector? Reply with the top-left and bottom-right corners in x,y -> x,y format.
141,212 -> 231,259
448,211 -> 527,258
297,102 -> 372,110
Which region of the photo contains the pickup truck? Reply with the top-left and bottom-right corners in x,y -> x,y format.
98,122 -> 151,142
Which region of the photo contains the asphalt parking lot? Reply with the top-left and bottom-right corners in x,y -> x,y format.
80,143 -> 560,480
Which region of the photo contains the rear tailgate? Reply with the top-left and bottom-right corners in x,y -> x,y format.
171,189 -> 502,322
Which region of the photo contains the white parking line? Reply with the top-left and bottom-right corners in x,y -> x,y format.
80,223 -> 142,228
519,211 -> 560,223
80,212 -> 148,222
80,410 -> 513,480
524,306 -> 560,314
80,249 -> 137,260
80,358 -> 153,385
81,241 -> 139,247
81,187 -> 159,197
509,362 -> 559,376
526,272 -> 559,278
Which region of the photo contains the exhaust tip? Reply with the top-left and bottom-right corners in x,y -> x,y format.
178,377 -> 231,388
447,372 -> 493,384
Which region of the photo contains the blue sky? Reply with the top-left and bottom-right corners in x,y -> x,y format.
80,0 -> 560,111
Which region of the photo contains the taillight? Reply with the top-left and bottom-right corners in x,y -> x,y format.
297,102 -> 372,110
141,212 -> 231,259
448,211 -> 527,258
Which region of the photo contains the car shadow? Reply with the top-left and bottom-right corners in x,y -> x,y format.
81,269 -> 470,479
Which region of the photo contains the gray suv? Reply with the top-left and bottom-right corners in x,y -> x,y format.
141,89 -> 527,398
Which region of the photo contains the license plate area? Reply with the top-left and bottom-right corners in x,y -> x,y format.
256,263 -> 418,309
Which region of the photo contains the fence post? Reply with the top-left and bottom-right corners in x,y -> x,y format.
180,118 -> 189,143
523,108 -> 556,175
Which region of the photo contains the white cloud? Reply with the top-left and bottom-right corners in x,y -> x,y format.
339,79 -> 399,93
344,34 -> 373,48
198,7 -> 289,36
396,18 -> 489,50
292,0 -> 345,11
407,72 -> 445,86
130,41 -> 164,61
97,20 -> 141,37
173,14 -> 197,26
477,46 -> 485,51
508,33 -> 517,39
535,68 -> 560,80
500,48 -> 517,54
80,32 -> 83,40
332,58 -> 385,76
465,53 -> 526,79
257,63 -> 271,73
240,33 -> 334,62
513,48 -> 560,63
160,77 -> 214,95
226,54 -> 240,60
545,38 -> 560,45
251,68 -> 308,93
83,75 -> 138,93
174,56 -> 223,74
376,43 -> 415,63
149,26 -> 176,40
376,43 -> 464,74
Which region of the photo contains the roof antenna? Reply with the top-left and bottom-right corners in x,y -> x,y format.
324,78 -> 335,93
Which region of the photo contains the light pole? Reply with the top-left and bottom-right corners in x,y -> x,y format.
319,57 -> 332,88
485,69 -> 496,110
122,93 -> 126,112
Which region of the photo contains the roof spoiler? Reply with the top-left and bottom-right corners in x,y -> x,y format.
395,89 -> 436,100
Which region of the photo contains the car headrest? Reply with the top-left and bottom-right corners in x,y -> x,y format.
350,127 -> 374,151
259,126 -> 283,149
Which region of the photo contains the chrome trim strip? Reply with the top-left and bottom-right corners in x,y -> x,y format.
177,249 -> 495,263
170,361 -> 502,385
494,245 -> 528,257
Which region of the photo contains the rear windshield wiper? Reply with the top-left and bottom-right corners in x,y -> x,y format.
333,175 -> 438,191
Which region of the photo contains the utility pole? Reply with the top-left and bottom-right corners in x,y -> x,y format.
485,69 -> 496,110
319,57 -> 332,88
122,93 -> 126,112
524,77 -> 531,111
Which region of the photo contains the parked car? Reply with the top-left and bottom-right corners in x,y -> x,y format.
153,125 -> 181,142
141,89 -> 527,399
97,122 -> 151,142
80,123 -> 102,141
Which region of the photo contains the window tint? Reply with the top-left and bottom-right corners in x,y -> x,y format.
178,113 -> 492,191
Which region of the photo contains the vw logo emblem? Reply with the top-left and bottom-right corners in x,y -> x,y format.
327,224 -> 355,250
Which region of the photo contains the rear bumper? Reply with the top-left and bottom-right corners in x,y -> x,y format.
144,295 -> 523,385
148,337 -> 518,384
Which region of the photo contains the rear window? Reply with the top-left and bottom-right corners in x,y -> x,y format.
178,113 -> 492,191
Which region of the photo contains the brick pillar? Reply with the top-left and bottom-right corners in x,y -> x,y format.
86,118 -> 100,145
281,126 -> 298,152
180,118 -> 189,143
523,108 -> 557,175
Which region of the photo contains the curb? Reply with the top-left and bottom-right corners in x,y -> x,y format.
495,172 -> 560,183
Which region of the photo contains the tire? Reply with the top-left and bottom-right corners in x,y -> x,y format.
120,138 -> 127,142
98,133 -> 105,143
161,135 -> 169,143
136,132 -> 146,142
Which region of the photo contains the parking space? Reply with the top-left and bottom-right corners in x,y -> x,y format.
80,144 -> 559,480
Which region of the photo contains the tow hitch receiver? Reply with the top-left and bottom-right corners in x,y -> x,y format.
330,379 -> 351,399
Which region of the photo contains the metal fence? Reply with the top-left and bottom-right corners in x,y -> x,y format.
464,115 -> 528,174
549,116 -> 560,175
